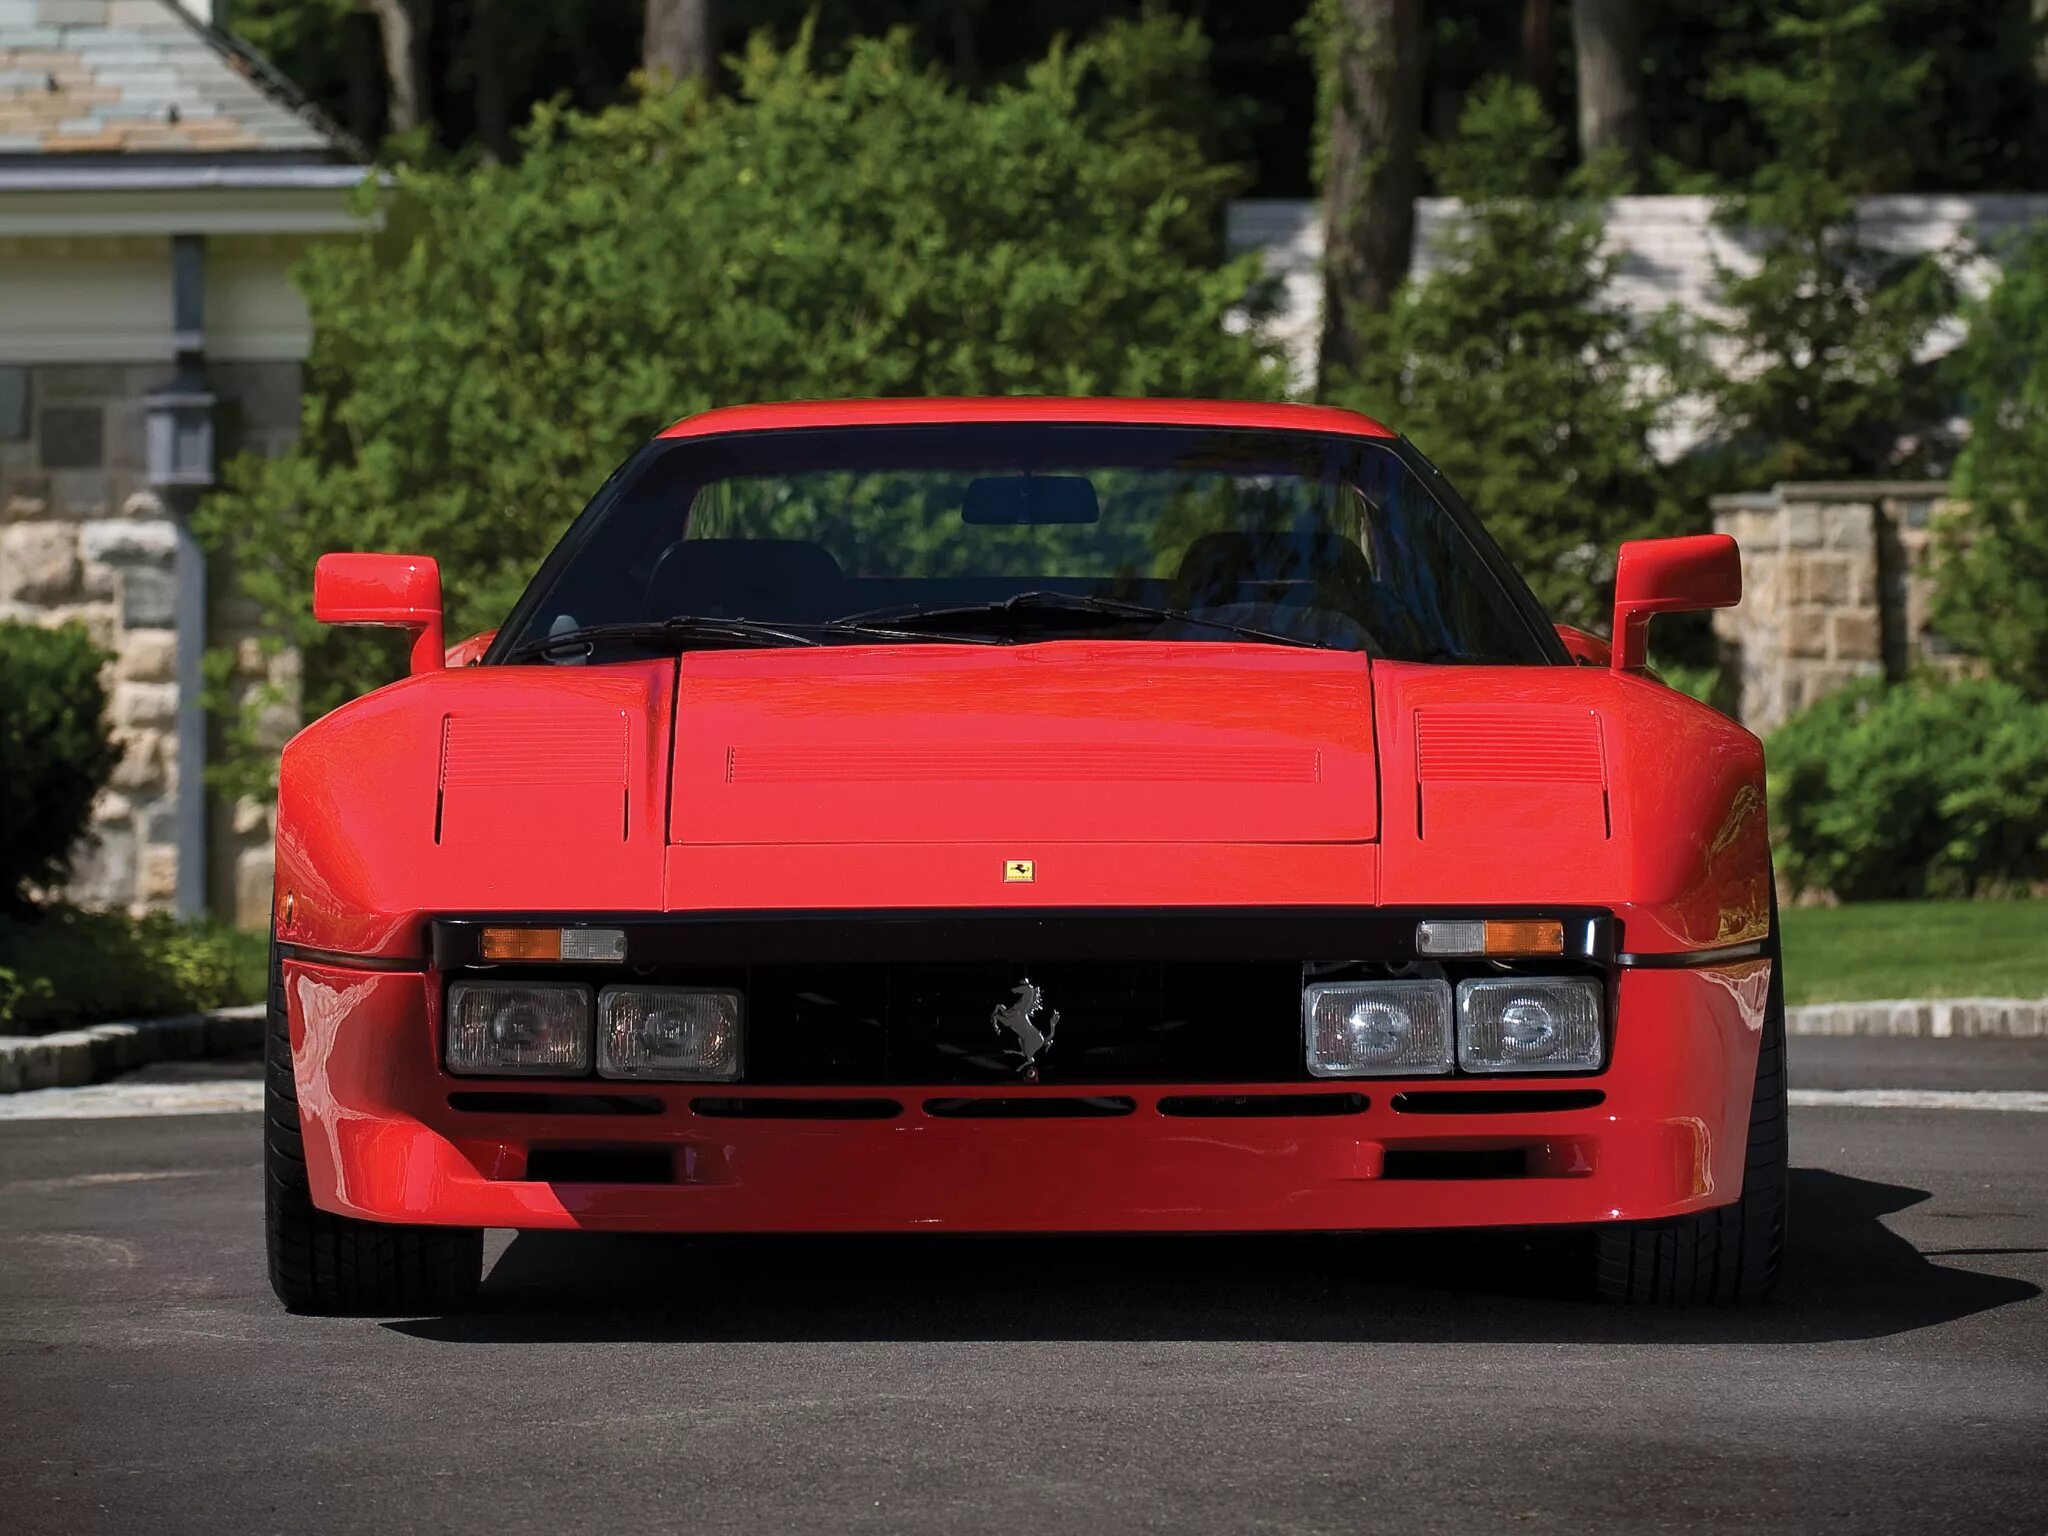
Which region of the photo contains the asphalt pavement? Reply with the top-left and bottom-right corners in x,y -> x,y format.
1,1035 -> 2043,1535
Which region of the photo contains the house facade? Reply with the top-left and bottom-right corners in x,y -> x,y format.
0,0 -> 370,925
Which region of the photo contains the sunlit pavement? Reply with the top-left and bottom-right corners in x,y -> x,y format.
2,1036 -> 2043,1535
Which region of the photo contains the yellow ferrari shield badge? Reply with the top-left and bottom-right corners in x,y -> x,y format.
1003,859 -> 1035,883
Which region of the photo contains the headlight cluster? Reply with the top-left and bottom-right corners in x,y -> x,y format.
1303,976 -> 1603,1077
446,983 -> 743,1080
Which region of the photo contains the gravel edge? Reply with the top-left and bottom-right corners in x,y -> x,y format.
0,1004 -> 266,1093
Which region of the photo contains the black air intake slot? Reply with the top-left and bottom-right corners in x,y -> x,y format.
923,1095 -> 1137,1119
1382,1149 -> 1531,1180
525,1147 -> 676,1184
449,1092 -> 663,1116
692,1096 -> 902,1120
1157,1092 -> 1369,1118
1391,1089 -> 1605,1116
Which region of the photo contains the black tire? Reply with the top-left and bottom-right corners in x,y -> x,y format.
265,942 -> 483,1314
1591,906 -> 1790,1306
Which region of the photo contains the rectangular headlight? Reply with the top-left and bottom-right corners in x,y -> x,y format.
446,982 -> 592,1076
598,987 -> 744,1080
1303,979 -> 1454,1077
1456,977 -> 1604,1073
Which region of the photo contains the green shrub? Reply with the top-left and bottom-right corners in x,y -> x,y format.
1933,224 -> 2048,699
1767,677 -> 2048,901
0,622 -> 118,906
0,906 -> 268,1032
196,17 -> 1283,795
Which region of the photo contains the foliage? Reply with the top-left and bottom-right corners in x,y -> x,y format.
1779,897 -> 2048,1005
1320,80 -> 1691,630
1701,0 -> 1956,482
0,622 -> 118,907
232,1 -> 2047,199
1931,227 -> 2048,699
1643,0 -> 2044,195
1766,676 -> 2048,901
0,905 -> 268,1032
196,19 -> 1284,791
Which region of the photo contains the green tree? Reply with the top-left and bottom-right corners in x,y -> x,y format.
1702,0 -> 1956,482
1931,227 -> 2048,698
1321,80 -> 1690,630
196,18 -> 1282,791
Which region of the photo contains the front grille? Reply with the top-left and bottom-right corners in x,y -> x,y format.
734,960 -> 1304,1085
431,908 -> 1619,1088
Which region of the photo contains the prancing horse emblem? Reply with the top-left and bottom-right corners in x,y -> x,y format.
992,978 -> 1059,1072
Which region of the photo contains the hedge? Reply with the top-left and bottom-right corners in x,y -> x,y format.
0,621 -> 117,904
1767,676 -> 2048,901
0,905 -> 268,1033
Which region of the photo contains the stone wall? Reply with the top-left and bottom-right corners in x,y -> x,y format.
1711,481 -> 1976,735
0,359 -> 298,922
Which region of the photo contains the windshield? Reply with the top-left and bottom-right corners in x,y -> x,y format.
493,424 -> 1557,664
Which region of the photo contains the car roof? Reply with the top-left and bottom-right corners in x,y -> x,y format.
657,397 -> 1396,440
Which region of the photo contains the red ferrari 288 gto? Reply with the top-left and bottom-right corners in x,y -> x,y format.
266,398 -> 1783,1313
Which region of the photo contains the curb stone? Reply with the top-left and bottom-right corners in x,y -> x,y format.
0,1004 -> 264,1094
1786,997 -> 2046,1039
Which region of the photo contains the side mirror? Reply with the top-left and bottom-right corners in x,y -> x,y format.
1610,534 -> 1740,673
313,552 -> 445,675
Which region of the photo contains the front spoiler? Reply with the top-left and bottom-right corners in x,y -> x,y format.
284,959 -> 1772,1235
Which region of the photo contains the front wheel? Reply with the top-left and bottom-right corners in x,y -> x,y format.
1590,919 -> 1789,1306
264,942 -> 483,1314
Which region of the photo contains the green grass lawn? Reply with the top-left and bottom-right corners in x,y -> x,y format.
1779,899 -> 2048,1005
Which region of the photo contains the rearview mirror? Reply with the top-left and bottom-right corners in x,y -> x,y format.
313,552 -> 445,675
1610,535 -> 1740,673
961,475 -> 1101,525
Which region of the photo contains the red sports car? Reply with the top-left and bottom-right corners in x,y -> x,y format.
266,398 -> 1784,1314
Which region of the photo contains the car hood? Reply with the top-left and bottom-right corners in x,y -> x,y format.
666,642 -> 1377,846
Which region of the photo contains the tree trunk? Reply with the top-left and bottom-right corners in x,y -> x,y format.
1317,0 -> 1425,387
341,5 -> 385,146
1572,0 -> 1645,181
1522,0 -> 1554,111
644,0 -> 715,88
366,0 -> 431,136
948,1 -> 983,94
472,0 -> 511,162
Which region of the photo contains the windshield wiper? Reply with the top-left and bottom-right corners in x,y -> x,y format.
829,590 -> 1327,649
505,612 -> 1014,662
506,615 -> 826,662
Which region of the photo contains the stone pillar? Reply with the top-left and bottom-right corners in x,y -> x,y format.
1711,480 -> 1974,735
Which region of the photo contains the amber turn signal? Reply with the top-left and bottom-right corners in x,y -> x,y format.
1480,919 -> 1565,956
479,927 -> 563,962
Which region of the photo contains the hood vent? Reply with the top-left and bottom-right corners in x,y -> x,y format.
438,711 -> 629,845
726,741 -> 1320,785
1414,706 -> 1608,840
1416,707 -> 1605,784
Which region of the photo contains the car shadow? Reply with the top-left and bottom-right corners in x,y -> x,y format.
384,1168 -> 2038,1346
